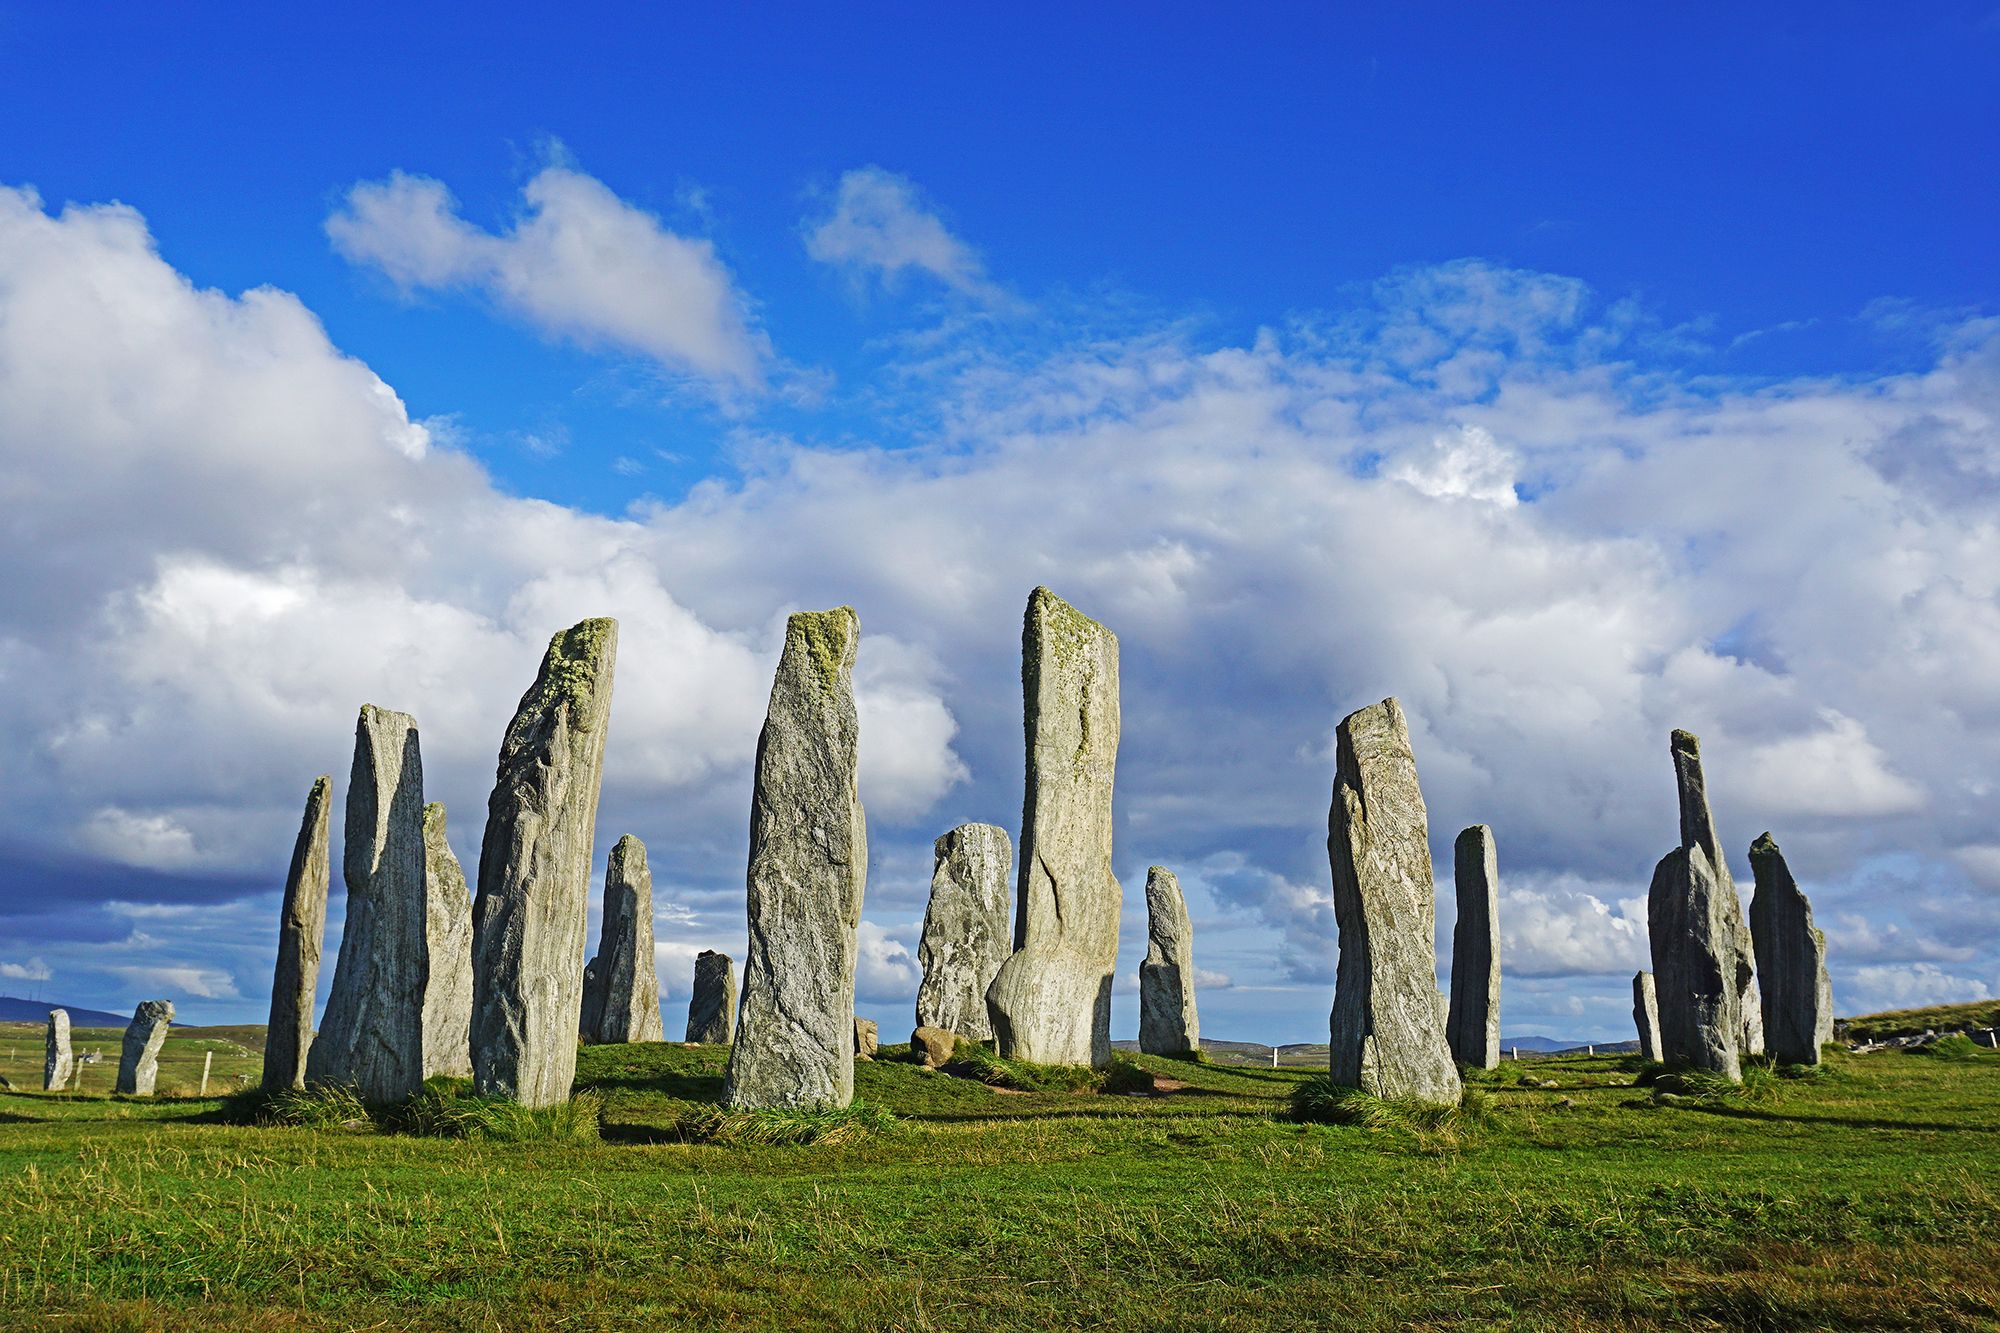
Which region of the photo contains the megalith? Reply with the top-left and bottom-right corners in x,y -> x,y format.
1138,865 -> 1201,1056
853,1017 -> 879,1061
686,950 -> 736,1044
1633,971 -> 1662,1062
116,999 -> 173,1095
1647,842 -> 1741,1079
915,823 -> 1012,1042
986,588 -> 1122,1069
44,1009 -> 73,1092
1445,825 -> 1501,1070
422,803 -> 474,1078
307,706 -> 428,1103
723,607 -> 867,1110
580,835 -> 665,1045
264,775 -> 331,1092
1327,698 -> 1461,1104
471,618 -> 619,1107
1670,730 -> 1763,1057
1749,833 -> 1834,1066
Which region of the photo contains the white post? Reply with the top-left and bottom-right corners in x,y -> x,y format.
1587,1044 -> 1594,1057
1511,1045 -> 1518,1061
200,1050 -> 213,1096
1270,1045 -> 1278,1068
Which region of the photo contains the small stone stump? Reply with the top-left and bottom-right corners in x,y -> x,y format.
44,1009 -> 73,1091
685,950 -> 736,1044
1138,866 -> 1200,1057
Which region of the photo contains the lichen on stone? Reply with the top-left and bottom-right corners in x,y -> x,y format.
784,606 -> 858,698
525,617 -> 617,719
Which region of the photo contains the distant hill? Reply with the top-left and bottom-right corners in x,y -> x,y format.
0,996 -> 129,1027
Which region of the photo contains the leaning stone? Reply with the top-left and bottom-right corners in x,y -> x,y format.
1445,825 -> 1501,1070
1138,866 -> 1201,1056
44,1009 -> 73,1092
685,950 -> 736,1044
264,776 -> 332,1092
986,588 -> 1122,1069
854,1017 -> 879,1061
723,608 -> 866,1110
1326,698 -> 1461,1104
471,619 -> 619,1107
1749,833 -> 1834,1066
307,706 -> 428,1104
910,1026 -> 958,1068
1670,730 -> 1763,1057
422,803 -> 474,1078
116,1000 -> 173,1096
1633,971 -> 1663,1062
1647,842 -> 1741,1079
579,835 -> 665,1045
915,823 -> 1012,1043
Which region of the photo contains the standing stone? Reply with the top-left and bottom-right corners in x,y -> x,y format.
1670,730 -> 1763,1057
915,823 -> 1012,1042
1749,833 -> 1834,1066
44,1009 -> 73,1092
264,776 -> 332,1092
1445,825 -> 1501,1070
723,608 -> 867,1110
471,619 -> 619,1107
853,1017 -> 879,1061
1138,866 -> 1201,1056
115,1000 -> 173,1095
1327,698 -> 1461,1104
1647,843 -> 1742,1079
1633,971 -> 1663,1062
579,835 -> 665,1045
986,588 -> 1122,1069
685,950 -> 736,1044
422,803 -> 474,1078
306,706 -> 428,1104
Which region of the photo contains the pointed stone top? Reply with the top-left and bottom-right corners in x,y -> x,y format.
1750,830 -> 1781,860
358,703 -> 416,727
782,607 -> 859,695
1457,823 -> 1492,842
520,618 -> 619,721
1024,587 -> 1115,672
1671,728 -> 1701,752
423,801 -> 447,833
308,774 -> 331,797
610,833 -> 647,875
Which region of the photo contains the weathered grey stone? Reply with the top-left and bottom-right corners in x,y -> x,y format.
1138,865 -> 1200,1056
685,950 -> 736,1044
1633,971 -> 1662,1062
1670,730 -> 1763,1057
1646,842 -> 1741,1079
307,706 -> 428,1103
116,999 -> 173,1095
1445,825 -> 1501,1070
44,1009 -> 72,1092
264,776 -> 331,1092
580,835 -> 665,1045
986,588 -> 1122,1069
1326,698 -> 1461,1104
1749,833 -> 1834,1066
854,1017 -> 879,1061
422,803 -> 474,1078
915,823 -> 1012,1043
471,618 -> 619,1107
910,1025 -> 958,1068
723,607 -> 867,1110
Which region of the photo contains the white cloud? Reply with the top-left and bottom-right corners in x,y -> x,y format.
1844,963 -> 1990,1014
328,164 -> 768,386
855,919 -> 920,1005
1733,711 -> 1925,818
1384,425 -> 1521,506
79,808 -> 201,870
1494,879 -> 1651,978
0,957 -> 52,981
108,964 -> 239,1000
805,167 -> 998,299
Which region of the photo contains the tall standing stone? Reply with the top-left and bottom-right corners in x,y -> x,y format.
1138,866 -> 1201,1056
915,823 -> 1012,1042
422,803 -> 474,1078
686,950 -> 736,1044
44,1009 -> 73,1092
115,999 -> 173,1096
1445,825 -> 1501,1070
1670,730 -> 1763,1057
1633,971 -> 1662,1062
306,706 -> 428,1103
1647,843 -> 1741,1079
986,588 -> 1122,1069
264,775 -> 332,1092
723,607 -> 867,1110
1327,698 -> 1461,1104
1749,833 -> 1834,1066
579,835 -> 665,1045
471,618 -> 619,1107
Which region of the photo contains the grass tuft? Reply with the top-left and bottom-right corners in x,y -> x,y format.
942,1044 -> 1102,1092
381,1081 -> 603,1141
243,1084 -> 374,1130
1288,1077 -> 1489,1147
1913,1033 -> 1986,1062
672,1099 -> 895,1146
1101,1055 -> 1156,1096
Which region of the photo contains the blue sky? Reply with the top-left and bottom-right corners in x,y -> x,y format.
1,5 -> 1996,1042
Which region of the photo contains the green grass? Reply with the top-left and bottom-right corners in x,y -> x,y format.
672,1100 -> 895,1146
1841,999 -> 1999,1043
0,1019 -> 264,1097
0,1040 -> 1996,1328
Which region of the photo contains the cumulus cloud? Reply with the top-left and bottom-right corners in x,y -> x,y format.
855,920 -> 920,1004
1,957 -> 52,981
328,164 -> 768,386
1493,879 -> 1651,978
805,167 -> 999,299
108,964 -> 240,999
1844,962 -> 1991,1013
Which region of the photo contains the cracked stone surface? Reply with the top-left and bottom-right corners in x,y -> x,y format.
1647,841 -> 1742,1079
1633,971 -> 1662,1062
1671,730 -> 1763,1058
264,776 -> 331,1092
116,999 -> 173,1096
1749,832 -> 1834,1066
422,802 -> 474,1078
1138,866 -> 1200,1056
915,823 -> 1012,1043
1445,825 -> 1501,1071
580,834 -> 665,1045
685,950 -> 736,1044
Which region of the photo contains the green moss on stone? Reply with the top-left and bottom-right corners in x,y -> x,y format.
526,617 -> 617,718
784,606 -> 858,698
423,802 -> 447,837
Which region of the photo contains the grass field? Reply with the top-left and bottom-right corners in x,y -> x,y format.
0,1021 -> 264,1098
1,1032 -> 1996,1330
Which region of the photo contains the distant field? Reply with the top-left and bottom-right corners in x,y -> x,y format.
1,1036 -> 1996,1329
0,1021 -> 263,1096
1840,999 -> 2000,1042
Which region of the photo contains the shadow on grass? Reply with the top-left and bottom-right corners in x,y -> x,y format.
1678,1102 -> 1979,1134
577,1070 -> 726,1101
